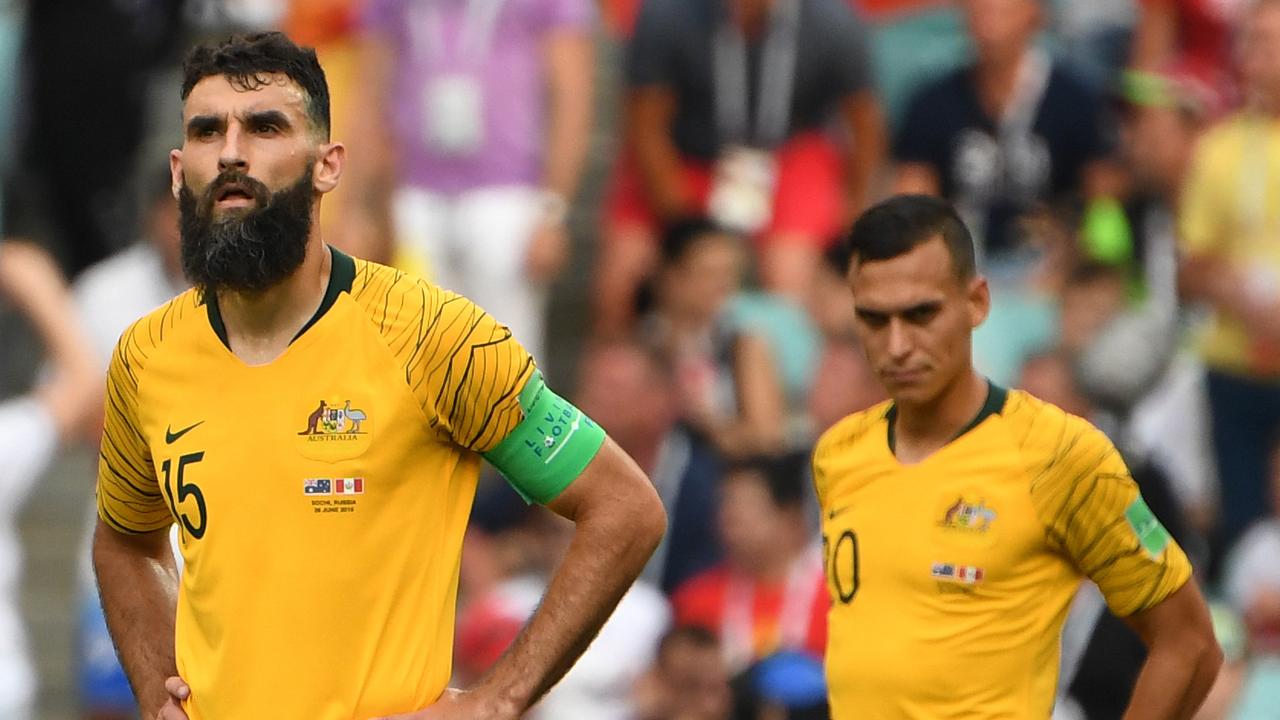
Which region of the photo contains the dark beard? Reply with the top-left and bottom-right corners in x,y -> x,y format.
178,167 -> 314,294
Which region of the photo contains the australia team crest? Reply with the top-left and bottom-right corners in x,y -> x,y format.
294,397 -> 374,462
298,399 -> 369,438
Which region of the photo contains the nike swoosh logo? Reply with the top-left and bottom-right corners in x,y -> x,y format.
165,421 -> 204,444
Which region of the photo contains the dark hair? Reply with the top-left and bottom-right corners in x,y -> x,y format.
724,452 -> 809,511
660,217 -> 738,265
181,32 -> 331,139
822,238 -> 853,277
846,195 -> 976,279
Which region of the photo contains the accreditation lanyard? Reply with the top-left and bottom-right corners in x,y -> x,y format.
712,0 -> 802,149
410,0 -> 508,69
720,545 -> 822,672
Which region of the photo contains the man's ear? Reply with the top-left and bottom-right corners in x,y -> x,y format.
313,142 -> 346,194
968,275 -> 991,329
170,149 -> 184,199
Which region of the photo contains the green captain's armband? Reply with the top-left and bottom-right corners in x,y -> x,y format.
482,370 -> 606,504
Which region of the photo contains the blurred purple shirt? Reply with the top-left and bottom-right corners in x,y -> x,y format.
364,0 -> 593,194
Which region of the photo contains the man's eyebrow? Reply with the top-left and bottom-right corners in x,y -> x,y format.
241,109 -> 293,129
186,114 -> 225,135
855,300 -> 943,317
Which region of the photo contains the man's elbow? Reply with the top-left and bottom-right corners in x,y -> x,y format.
1195,631 -> 1225,678
629,483 -> 668,560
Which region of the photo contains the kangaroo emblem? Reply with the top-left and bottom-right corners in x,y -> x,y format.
299,400 -> 328,435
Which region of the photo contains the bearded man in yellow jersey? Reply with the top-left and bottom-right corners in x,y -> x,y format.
813,195 -> 1221,718
91,32 -> 666,720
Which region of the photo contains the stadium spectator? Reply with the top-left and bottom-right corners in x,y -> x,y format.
1178,0 -> 1280,565
893,0 -> 1121,273
633,626 -> 733,720
349,0 -> 594,365
642,220 -> 787,459
575,342 -> 724,594
672,454 -> 827,674
596,0 -> 886,334
0,239 -> 97,719
71,169 -> 188,720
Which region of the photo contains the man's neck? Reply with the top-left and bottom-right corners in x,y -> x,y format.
894,370 -> 989,462
217,238 -> 331,366
975,45 -> 1031,120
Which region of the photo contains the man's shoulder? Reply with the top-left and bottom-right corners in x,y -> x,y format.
814,401 -> 893,465
1002,390 -> 1103,455
111,288 -> 205,371
346,258 -> 446,330
1003,390 -> 1118,491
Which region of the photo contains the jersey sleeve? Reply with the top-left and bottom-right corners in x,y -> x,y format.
410,288 -> 536,453
97,331 -> 170,534
1030,415 -> 1192,617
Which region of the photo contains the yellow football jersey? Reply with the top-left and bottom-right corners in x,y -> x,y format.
97,248 -> 535,719
813,386 -> 1192,719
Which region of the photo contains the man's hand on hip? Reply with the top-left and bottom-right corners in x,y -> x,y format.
156,676 -> 190,720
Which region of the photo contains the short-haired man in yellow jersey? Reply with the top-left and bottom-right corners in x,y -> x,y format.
91,32 -> 666,720
813,195 -> 1221,718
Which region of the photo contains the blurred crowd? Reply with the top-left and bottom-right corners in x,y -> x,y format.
3,0 -> 1280,717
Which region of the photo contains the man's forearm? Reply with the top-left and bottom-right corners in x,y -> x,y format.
1122,637 -> 1222,719
471,449 -> 664,714
628,89 -> 690,219
93,521 -> 180,717
542,32 -> 594,200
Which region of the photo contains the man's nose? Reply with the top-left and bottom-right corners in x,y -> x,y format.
886,319 -> 912,360
217,124 -> 248,174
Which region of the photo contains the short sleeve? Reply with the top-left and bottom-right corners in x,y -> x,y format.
1031,419 -> 1192,617
97,333 -> 169,534
412,291 -> 537,453
626,0 -> 681,88
1178,132 -> 1231,256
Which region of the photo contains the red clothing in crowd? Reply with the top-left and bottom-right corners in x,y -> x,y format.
672,560 -> 829,669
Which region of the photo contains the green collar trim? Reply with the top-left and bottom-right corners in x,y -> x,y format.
203,245 -> 356,349
886,381 -> 1008,455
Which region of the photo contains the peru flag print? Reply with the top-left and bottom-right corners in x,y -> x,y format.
335,478 -> 364,495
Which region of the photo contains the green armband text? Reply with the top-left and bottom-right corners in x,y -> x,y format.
483,371 -> 607,505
